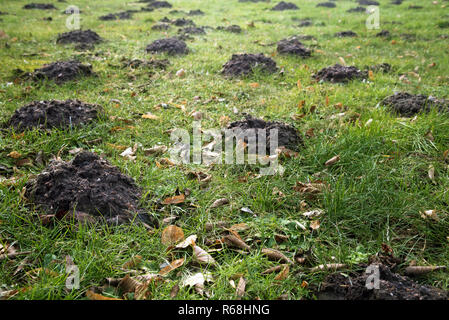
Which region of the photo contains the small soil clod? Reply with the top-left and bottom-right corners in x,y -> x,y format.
222,53 -> 278,77
316,2 -> 336,8
23,3 -> 56,10
313,64 -> 367,83
7,99 -> 101,131
25,152 -> 156,227
145,37 -> 189,55
335,30 -> 358,37
99,11 -> 133,21
382,92 -> 449,117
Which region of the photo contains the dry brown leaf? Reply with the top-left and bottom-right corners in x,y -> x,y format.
404,266 -> 446,276
420,209 -> 439,221
236,277 -> 246,298
192,245 -> 216,265
229,223 -> 249,232
261,265 -> 283,275
210,198 -> 229,209
86,290 -> 122,300
118,274 -> 143,294
274,264 -> 289,281
325,155 -> 340,166
7,151 -> 21,159
142,113 -> 159,120
144,145 -> 167,156
223,235 -> 251,251
161,225 -> 185,246
261,248 -> 293,264
159,258 -> 185,276
175,235 -> 197,248
170,283 -> 180,298
122,255 -> 142,269
162,194 -> 185,205
310,220 -> 321,230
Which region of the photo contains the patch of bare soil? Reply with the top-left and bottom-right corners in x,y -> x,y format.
7,99 -> 101,131
382,92 -> 449,117
222,53 -> 278,77
99,11 -> 133,21
317,264 -> 448,300
23,3 -> 56,10
217,25 -> 242,33
25,152 -> 157,227
145,37 -> 189,55
56,29 -> 102,45
122,58 -> 169,70
227,115 -> 303,152
276,37 -> 312,57
316,2 -> 336,8
335,30 -> 358,37
313,64 -> 367,83
31,60 -> 94,84
271,2 -> 299,11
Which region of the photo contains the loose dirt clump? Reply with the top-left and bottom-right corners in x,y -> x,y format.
313,64 -> 367,83
172,18 -> 195,27
25,152 -> 156,226
56,29 -> 102,45
382,92 -> 449,117
222,53 -> 278,77
347,7 -> 366,13
317,264 -> 448,300
7,99 -> 101,131
123,58 -> 169,70
297,19 -> 313,27
335,30 -> 358,37
32,60 -> 94,84
227,116 -> 303,152
188,10 -> 204,16
358,0 -> 379,5
316,2 -> 336,8
23,3 -> 56,10
271,2 -> 299,11
276,38 -> 312,57
145,37 -> 188,55
152,23 -> 171,30
147,1 -> 172,9
99,11 -> 133,21
376,30 -> 390,37
178,27 -> 206,35
217,25 -> 242,33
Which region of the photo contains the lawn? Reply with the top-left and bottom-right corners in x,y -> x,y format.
0,0 -> 448,300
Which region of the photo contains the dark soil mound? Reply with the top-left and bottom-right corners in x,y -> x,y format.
123,58 -> 169,70
145,37 -> 188,55
25,152 -> 156,226
358,0 -> 379,5
271,2 -> 299,11
172,18 -> 195,27
7,99 -> 101,131
382,92 -> 449,117
32,60 -> 94,84
227,116 -> 303,152
178,27 -> 206,35
297,19 -> 312,27
0,11 -> 8,15
99,11 -> 133,21
23,3 -> 56,10
147,1 -> 172,9
313,64 -> 367,83
376,30 -> 390,37
277,38 -> 312,57
317,264 -> 448,300
347,7 -> 366,13
316,2 -> 336,8
391,0 -> 402,4
188,10 -> 204,16
217,25 -> 242,33
56,29 -> 102,45
222,53 -> 278,77
152,23 -> 171,30
335,30 -> 358,37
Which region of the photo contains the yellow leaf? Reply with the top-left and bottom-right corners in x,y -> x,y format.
159,258 -> 185,276
297,79 -> 302,89
249,82 -> 259,88
7,151 -> 21,159
161,225 -> 185,245
274,264 -> 289,281
162,194 -> 185,205
368,70 -> 374,80
142,113 -> 159,120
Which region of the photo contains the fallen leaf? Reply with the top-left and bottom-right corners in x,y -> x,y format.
161,225 -> 185,245
86,290 -> 122,300
7,151 -> 21,159
142,113 -> 160,120
192,244 -> 216,265
170,283 -> 180,298
324,155 -> 340,166
303,209 -> 324,219
175,235 -> 197,248
236,277 -> 246,298
274,264 -> 289,281
162,194 -> 185,205
118,274 -> 143,294
159,258 -> 185,276
210,198 -> 229,209
223,235 -> 251,251
122,255 -> 142,269
261,265 -> 283,275
144,145 -> 167,156
420,209 -> 439,221
310,220 -> 321,230
404,265 -> 446,276
181,272 -> 213,288
261,248 -> 293,264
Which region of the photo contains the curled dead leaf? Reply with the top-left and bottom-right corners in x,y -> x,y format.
161,225 -> 185,246
162,194 -> 185,205
261,248 -> 293,264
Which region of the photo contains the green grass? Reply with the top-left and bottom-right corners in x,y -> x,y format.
1,0 -> 449,300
